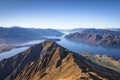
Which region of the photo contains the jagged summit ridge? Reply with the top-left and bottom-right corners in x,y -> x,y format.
0,40 -> 120,80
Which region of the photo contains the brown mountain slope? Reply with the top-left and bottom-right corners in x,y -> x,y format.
65,30 -> 120,48
0,41 -> 120,80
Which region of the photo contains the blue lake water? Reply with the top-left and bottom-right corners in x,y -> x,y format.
0,36 -> 120,60
0,47 -> 29,60
57,38 -> 120,58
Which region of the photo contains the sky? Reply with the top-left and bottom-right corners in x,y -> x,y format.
0,0 -> 120,29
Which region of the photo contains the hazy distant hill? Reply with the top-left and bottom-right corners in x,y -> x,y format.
0,27 -> 63,43
67,28 -> 120,35
0,41 -> 120,80
65,29 -> 120,48
107,28 -> 120,32
68,28 -> 91,33
83,29 -> 120,36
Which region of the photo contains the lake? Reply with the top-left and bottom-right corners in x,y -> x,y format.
57,38 -> 120,58
0,35 -> 120,60
0,47 -> 29,60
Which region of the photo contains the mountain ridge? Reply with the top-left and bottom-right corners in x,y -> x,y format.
65,29 -> 120,48
0,40 -> 120,80
0,27 -> 63,44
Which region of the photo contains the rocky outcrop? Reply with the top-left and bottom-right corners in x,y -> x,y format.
0,41 -> 120,80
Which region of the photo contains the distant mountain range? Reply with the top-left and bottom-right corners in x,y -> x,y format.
82,29 -> 120,36
57,28 -> 120,34
65,29 -> 120,48
0,41 -> 120,80
0,27 -> 63,43
68,28 -> 91,33
107,28 -> 120,32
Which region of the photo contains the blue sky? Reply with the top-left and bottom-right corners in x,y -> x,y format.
0,0 -> 120,29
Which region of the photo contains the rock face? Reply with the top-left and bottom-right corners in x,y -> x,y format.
0,41 -> 120,80
65,29 -> 120,48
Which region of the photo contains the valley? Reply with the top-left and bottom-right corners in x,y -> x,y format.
0,40 -> 120,80
82,52 -> 120,73
1,0 -> 120,79
0,27 -> 120,80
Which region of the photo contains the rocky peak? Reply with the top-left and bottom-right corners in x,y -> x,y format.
0,40 -> 120,80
